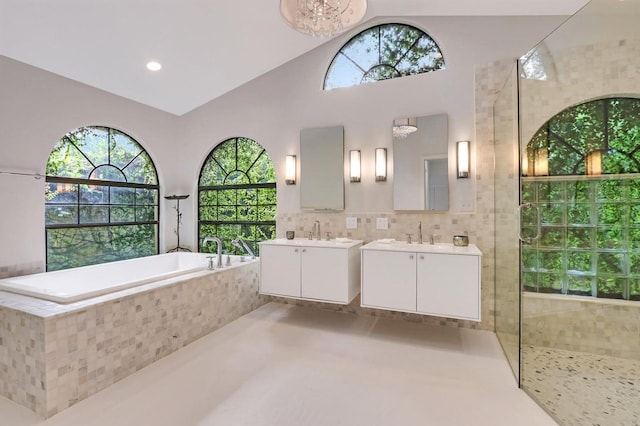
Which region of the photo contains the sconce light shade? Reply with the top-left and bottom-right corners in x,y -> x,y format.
375,148 -> 387,181
521,148 -> 534,177
586,150 -> 602,176
457,141 -> 470,179
350,150 -> 361,183
534,147 -> 549,176
285,155 -> 296,185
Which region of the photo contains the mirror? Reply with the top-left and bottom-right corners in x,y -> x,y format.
393,114 -> 449,211
300,126 -> 344,210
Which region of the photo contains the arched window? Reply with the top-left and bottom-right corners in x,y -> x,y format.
198,137 -> 276,256
324,23 -> 445,90
45,126 -> 159,271
525,97 -> 640,176
521,97 -> 640,301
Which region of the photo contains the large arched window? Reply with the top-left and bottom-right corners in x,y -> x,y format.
45,126 -> 159,271
324,23 -> 445,90
521,97 -> 640,301
198,137 -> 276,256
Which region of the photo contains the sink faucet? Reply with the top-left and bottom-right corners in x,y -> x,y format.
430,233 -> 436,245
202,237 -> 223,268
231,237 -> 255,260
313,220 -> 321,240
418,221 -> 423,244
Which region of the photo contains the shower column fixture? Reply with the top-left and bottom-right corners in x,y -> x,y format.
165,194 -> 191,252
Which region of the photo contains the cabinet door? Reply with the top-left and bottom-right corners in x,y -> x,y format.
301,247 -> 347,302
417,253 -> 480,320
362,250 -> 416,312
260,245 -> 301,297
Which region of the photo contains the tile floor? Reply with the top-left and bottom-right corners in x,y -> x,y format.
1,303 -> 556,426
522,345 -> 640,426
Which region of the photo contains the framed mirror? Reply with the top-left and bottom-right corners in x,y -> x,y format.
300,126 -> 344,210
393,114 -> 449,211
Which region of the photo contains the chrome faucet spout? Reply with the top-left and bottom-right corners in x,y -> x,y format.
231,237 -> 255,259
202,237 -> 223,268
418,221 -> 423,244
313,220 -> 321,240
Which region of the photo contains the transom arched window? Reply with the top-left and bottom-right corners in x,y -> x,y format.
324,23 -> 445,90
198,137 -> 276,256
45,126 -> 159,271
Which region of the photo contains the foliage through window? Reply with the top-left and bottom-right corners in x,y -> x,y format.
522,97 -> 640,300
198,137 -> 276,256
45,126 -> 159,271
324,23 -> 445,90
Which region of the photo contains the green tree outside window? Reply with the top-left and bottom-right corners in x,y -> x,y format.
522,97 -> 640,300
45,126 -> 159,271
324,23 -> 445,90
198,137 -> 276,256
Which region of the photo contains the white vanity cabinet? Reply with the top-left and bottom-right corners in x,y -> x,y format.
361,249 -> 416,311
259,239 -> 363,304
361,242 -> 482,321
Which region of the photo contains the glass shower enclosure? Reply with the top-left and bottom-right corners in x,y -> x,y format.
495,0 -> 640,424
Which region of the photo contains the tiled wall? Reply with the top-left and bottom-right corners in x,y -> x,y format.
522,293 -> 640,360
0,261 -> 264,418
0,261 -> 43,279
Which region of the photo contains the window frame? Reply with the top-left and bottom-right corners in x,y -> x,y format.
45,126 -> 160,271
323,22 -> 446,91
197,137 -> 276,256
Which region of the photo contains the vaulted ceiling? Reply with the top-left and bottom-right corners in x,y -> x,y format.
0,0 -> 589,115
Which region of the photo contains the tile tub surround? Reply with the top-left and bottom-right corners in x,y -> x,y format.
0,260 -> 264,418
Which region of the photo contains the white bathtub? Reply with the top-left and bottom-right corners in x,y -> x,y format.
0,252 -> 253,303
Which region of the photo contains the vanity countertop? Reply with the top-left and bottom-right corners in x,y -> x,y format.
361,240 -> 482,256
259,238 -> 364,249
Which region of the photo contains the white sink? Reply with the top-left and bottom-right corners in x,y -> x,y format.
362,240 -> 482,256
260,238 -> 363,249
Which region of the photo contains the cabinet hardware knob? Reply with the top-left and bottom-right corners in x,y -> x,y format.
419,255 -> 424,260
409,255 -> 414,260
302,249 -> 306,253
294,248 -> 299,253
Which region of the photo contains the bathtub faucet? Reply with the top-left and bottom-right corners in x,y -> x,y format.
231,237 -> 255,261
202,237 -> 223,268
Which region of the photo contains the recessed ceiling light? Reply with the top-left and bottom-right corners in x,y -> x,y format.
146,61 -> 162,71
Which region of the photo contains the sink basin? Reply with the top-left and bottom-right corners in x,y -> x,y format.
260,238 -> 363,249
362,240 -> 482,256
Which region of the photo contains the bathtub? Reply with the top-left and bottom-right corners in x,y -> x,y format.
0,252 -> 251,303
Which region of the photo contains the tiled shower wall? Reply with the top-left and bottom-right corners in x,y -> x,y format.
519,39 -> 640,357
0,261 -> 264,418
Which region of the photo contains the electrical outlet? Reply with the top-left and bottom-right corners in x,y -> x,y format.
346,217 -> 357,229
376,217 -> 388,230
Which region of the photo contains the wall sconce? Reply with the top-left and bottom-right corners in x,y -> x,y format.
534,147 -> 549,176
586,150 -> 602,176
285,155 -> 296,185
350,150 -> 361,183
375,148 -> 387,181
457,141 -> 470,179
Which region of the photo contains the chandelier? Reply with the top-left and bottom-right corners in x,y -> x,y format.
392,118 -> 418,139
280,0 -> 367,38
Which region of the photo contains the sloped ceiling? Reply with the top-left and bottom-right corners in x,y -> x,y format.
0,0 -> 589,115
